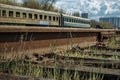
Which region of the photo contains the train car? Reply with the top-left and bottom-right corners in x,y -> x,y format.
62,14 -> 91,28
0,3 -> 91,28
0,3 -> 60,26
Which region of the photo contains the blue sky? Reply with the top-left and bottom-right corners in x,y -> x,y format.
17,0 -> 120,20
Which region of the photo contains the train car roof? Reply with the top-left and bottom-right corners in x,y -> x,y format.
62,14 -> 90,21
0,3 -> 60,16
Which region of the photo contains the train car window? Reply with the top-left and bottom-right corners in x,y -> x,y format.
75,19 -> 76,23
77,19 -> 78,23
69,19 -> 71,22
75,20 -> 76,23
84,21 -> 86,24
34,14 -> 38,19
79,20 -> 81,23
64,18 -> 66,21
83,21 -> 85,23
76,19 -> 78,23
71,19 -> 73,22
16,12 -> 20,17
39,15 -> 42,20
66,18 -> 68,21
73,19 -> 74,23
44,15 -> 47,20
9,11 -> 14,17
23,13 -> 26,18
53,16 -> 55,21
2,10 -> 6,17
49,16 -> 51,21
75,19 -> 76,22
29,13 -> 32,19
67,18 -> 69,22
86,21 -> 88,24
66,18 -> 67,21
81,20 -> 83,23
0,10 -> 1,16
79,20 -> 80,23
65,18 -> 66,21
56,17 -> 59,21
83,21 -> 85,24
73,19 -> 75,23
72,19 -> 73,22
88,21 -> 90,24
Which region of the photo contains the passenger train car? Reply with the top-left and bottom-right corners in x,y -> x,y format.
0,3 -> 90,28
62,14 -> 90,28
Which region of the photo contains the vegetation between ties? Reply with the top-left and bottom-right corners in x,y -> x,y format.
0,55 -> 105,80
0,43 -> 120,80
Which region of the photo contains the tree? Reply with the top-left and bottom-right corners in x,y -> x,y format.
39,0 -> 56,11
0,0 -> 21,6
22,0 -> 41,9
22,0 -> 58,12
0,0 -> 59,12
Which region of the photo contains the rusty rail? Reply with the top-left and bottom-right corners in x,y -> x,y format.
0,25 -> 119,54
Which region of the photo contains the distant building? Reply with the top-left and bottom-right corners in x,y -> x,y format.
81,13 -> 88,18
99,17 -> 120,29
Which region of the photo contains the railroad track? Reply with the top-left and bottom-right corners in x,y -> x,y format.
29,52 -> 120,68
0,26 -> 120,80
0,48 -> 120,80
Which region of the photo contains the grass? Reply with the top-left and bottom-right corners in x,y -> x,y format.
0,49 -> 119,80
0,36 -> 120,80
59,49 -> 120,60
107,35 -> 120,48
0,54 -> 105,80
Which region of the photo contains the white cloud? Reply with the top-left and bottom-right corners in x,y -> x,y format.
55,0 -> 120,19
55,0 -> 102,15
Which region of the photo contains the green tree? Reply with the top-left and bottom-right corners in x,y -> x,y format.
22,0 -> 41,9
0,0 -> 21,6
39,0 -> 57,11
22,0 -> 58,12
0,0 -> 59,12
